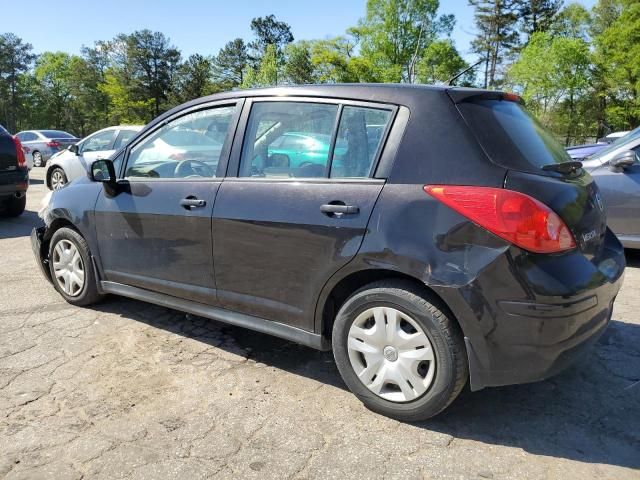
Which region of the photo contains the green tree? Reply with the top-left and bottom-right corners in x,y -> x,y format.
248,15 -> 294,66
127,30 -> 181,118
469,0 -> 520,88
213,38 -> 248,87
34,52 -> 74,130
283,43 -> 315,84
0,33 -> 35,131
508,31 -> 592,143
551,2 -> 591,40
171,54 -> 216,105
242,44 -> 279,88
416,39 -> 472,85
516,0 -> 564,40
351,0 -> 454,83
595,0 -> 640,129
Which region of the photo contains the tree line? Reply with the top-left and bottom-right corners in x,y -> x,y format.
0,0 -> 637,145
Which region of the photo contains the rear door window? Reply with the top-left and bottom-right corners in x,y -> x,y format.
457,98 -> 571,173
330,106 -> 392,178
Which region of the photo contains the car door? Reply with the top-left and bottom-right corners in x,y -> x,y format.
590,143 -> 640,240
212,98 -> 396,330
94,100 -> 242,305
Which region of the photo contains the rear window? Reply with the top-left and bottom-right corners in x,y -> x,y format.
457,99 -> 571,173
0,125 -> 8,135
40,130 -> 74,138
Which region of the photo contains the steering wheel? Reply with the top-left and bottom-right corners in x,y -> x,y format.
174,159 -> 214,178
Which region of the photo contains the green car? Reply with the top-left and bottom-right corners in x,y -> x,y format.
267,132 -> 347,168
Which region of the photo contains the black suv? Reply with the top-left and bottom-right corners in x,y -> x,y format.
0,124 -> 28,217
31,85 -> 625,420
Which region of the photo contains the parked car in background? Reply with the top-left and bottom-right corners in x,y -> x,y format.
15,130 -> 79,167
0,124 -> 28,216
32,85 -> 625,421
46,125 -> 143,190
598,131 -> 630,143
566,142 -> 608,161
583,125 -> 640,249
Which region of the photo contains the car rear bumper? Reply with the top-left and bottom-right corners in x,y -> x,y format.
0,168 -> 29,198
436,228 -> 625,391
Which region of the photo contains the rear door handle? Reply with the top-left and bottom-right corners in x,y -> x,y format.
320,204 -> 359,215
180,197 -> 206,209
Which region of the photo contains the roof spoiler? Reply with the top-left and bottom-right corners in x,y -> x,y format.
447,89 -> 523,105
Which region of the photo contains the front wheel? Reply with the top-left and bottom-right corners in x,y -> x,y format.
50,167 -> 67,190
332,280 -> 468,421
48,227 -> 103,306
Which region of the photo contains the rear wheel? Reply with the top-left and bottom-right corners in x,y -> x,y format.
33,151 -> 43,167
1,195 -> 26,217
332,280 -> 468,421
48,227 -> 103,306
50,167 -> 67,190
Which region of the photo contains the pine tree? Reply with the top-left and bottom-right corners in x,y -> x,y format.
517,0 -> 564,40
469,0 -> 519,88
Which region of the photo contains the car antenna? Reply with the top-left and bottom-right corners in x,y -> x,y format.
446,60 -> 483,87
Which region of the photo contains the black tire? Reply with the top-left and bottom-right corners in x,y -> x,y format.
332,279 -> 468,421
49,167 -> 67,190
2,195 -> 26,217
33,151 -> 43,167
48,227 -> 103,306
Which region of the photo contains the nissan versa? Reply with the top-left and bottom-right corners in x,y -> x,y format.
31,85 -> 625,421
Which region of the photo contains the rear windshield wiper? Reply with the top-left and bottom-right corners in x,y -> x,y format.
541,161 -> 583,174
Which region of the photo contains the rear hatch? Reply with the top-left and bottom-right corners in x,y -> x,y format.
0,132 -> 18,172
450,90 -> 607,256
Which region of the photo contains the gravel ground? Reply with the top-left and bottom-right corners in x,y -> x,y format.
0,169 -> 638,480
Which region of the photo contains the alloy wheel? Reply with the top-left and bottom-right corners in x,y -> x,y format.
51,169 -> 66,190
347,306 -> 436,402
52,239 -> 85,297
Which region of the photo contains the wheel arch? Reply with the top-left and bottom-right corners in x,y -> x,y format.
316,267 -> 461,340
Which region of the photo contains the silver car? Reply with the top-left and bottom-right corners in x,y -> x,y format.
14,130 -> 79,167
583,125 -> 640,248
45,125 -> 143,190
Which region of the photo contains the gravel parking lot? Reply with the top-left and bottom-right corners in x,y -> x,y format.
0,169 -> 638,480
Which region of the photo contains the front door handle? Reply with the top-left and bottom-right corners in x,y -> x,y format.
320,203 -> 359,215
180,197 -> 206,209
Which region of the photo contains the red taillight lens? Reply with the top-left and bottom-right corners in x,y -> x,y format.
47,140 -> 61,148
424,185 -> 576,253
12,136 -> 27,168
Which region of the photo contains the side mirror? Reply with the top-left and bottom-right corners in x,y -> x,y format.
90,158 -> 116,184
609,150 -> 638,170
69,144 -> 79,155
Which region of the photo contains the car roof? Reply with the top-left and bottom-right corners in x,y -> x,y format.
170,84 -> 485,112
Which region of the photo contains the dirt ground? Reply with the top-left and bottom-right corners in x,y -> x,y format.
0,169 -> 638,479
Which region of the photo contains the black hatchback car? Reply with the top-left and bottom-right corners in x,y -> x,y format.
32,85 -> 625,420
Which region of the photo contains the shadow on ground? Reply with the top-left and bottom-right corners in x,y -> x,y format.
93,295 -> 640,470
0,209 -> 42,239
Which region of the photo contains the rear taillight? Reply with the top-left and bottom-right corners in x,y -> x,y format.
424,185 -> 576,253
47,140 -> 61,148
12,136 -> 27,168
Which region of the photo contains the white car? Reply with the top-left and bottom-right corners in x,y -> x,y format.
45,125 -> 143,190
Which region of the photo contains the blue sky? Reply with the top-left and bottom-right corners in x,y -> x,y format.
1,0 -> 597,62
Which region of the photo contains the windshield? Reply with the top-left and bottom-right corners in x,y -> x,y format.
590,125 -> 640,160
457,98 -> 571,173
